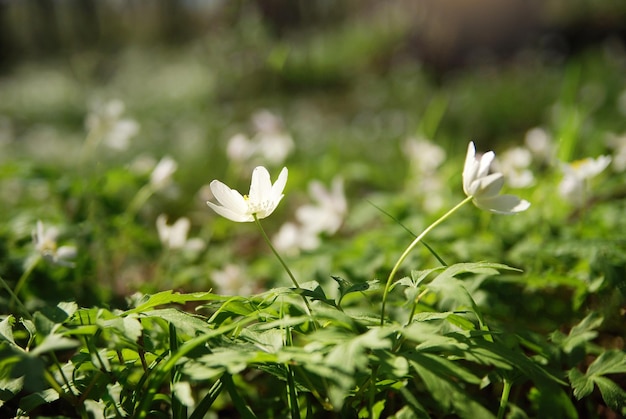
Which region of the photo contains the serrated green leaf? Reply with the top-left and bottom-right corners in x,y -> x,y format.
587,350 -> 626,377
594,376 -> 626,412
404,351 -> 482,384
568,368 -> 594,399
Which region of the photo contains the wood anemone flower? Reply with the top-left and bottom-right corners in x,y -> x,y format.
207,166 -> 288,222
463,141 -> 530,214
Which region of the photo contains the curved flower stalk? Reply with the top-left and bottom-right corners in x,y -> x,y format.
207,166 -> 288,222
463,141 -> 530,214
380,141 -> 530,325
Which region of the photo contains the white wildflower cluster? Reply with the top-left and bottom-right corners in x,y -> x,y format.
85,99 -> 140,151
402,137 -> 447,212
226,110 -> 294,167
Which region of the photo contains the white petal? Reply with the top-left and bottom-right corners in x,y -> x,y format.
475,173 -> 504,198
462,142 -> 478,195
249,166 -> 272,205
209,180 -> 248,214
207,201 -> 253,222
477,151 -> 495,178
474,194 -> 530,214
270,167 -> 288,202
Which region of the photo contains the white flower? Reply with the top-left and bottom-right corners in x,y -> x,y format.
296,177 -> 347,235
85,99 -> 139,151
207,166 -> 288,222
462,141 -> 531,214
403,137 -> 446,174
32,220 -> 76,267
226,133 -> 255,163
211,264 -> 256,296
273,222 -> 321,255
493,146 -> 535,188
524,127 -> 553,162
150,156 -> 178,189
156,215 -> 190,250
558,156 -> 612,204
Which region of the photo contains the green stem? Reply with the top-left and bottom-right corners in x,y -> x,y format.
253,216 -> 300,289
0,274 -> 33,321
253,216 -> 315,319
497,379 -> 512,419
380,196 -> 473,325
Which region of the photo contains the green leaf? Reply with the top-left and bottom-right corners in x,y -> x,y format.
0,316 -> 16,346
140,309 -> 208,338
18,388 -> 59,414
568,368 -> 594,399
587,350 -> 626,377
30,334 -> 79,357
593,376 -> 626,412
126,290 -> 222,314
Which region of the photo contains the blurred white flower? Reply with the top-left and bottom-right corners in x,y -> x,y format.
403,137 -> 447,212
150,156 -> 178,189
85,99 -> 139,151
493,146 -> 534,188
207,166 -> 288,222
226,110 -> 294,166
559,156 -> 612,204
211,264 -> 256,296
32,220 -> 76,267
156,215 -> 205,252
463,141 -> 531,214
524,127 -> 553,163
403,137 -> 446,174
296,177 -> 347,235
226,133 -> 255,163
606,134 -> 626,172
273,222 -> 320,256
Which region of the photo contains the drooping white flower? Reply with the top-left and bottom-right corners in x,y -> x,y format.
295,177 -> 347,235
32,220 -> 76,267
462,141 -> 530,214
150,156 -> 178,189
207,166 -> 288,222
558,156 -> 612,204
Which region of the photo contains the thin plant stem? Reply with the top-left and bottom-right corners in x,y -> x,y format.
253,216 -> 315,319
12,255 -> 40,303
497,379 -> 512,419
253,216 -> 300,289
380,196 -> 473,325
0,274 -> 33,321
